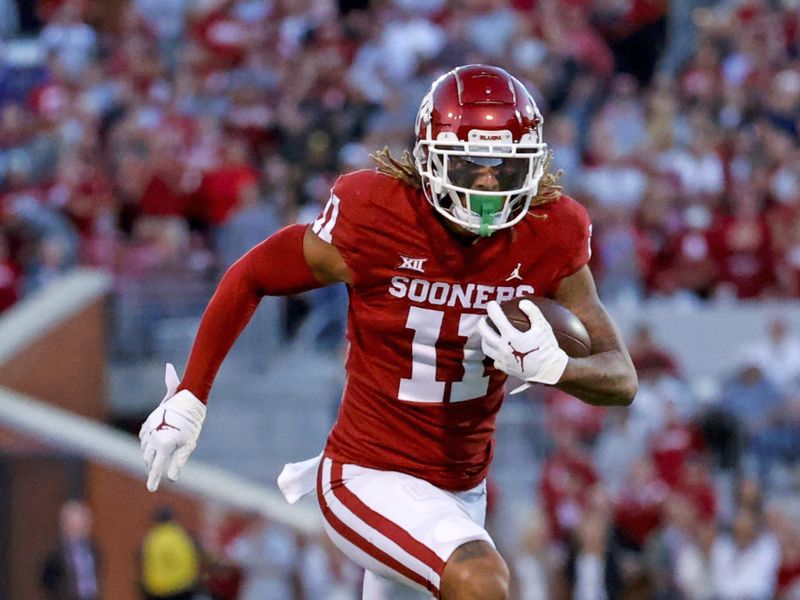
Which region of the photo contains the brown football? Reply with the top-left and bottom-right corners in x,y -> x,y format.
488,295 -> 592,358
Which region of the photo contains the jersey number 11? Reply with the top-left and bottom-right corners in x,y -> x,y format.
399,306 -> 490,404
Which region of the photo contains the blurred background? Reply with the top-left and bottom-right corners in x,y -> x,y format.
0,0 -> 798,598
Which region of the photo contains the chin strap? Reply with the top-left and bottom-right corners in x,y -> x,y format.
469,194 -> 503,237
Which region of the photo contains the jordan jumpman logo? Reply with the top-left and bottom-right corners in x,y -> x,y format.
155,410 -> 180,432
508,342 -> 539,371
505,262 -> 523,281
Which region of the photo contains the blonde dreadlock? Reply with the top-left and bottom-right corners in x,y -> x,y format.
370,147 -> 563,208
370,147 -> 421,189
531,152 -> 563,207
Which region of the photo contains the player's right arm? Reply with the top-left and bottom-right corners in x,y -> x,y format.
302,225 -> 352,285
140,171 -> 372,491
140,222 -> 349,491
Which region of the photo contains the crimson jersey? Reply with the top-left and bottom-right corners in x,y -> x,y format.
312,170 -> 591,491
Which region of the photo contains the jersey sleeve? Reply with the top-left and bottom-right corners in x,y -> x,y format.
310,171 -> 378,282
554,196 -> 593,280
178,225 -> 322,401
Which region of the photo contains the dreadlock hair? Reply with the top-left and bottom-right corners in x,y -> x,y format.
370,147 -> 564,208
532,152 -> 563,207
370,147 -> 421,189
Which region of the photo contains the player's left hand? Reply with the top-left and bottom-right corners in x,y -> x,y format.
139,364 -> 206,492
477,300 -> 568,392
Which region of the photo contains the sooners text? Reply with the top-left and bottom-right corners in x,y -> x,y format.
388,276 -> 534,309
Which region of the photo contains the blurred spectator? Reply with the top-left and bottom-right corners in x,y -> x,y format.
465,0 -> 517,60
742,317 -> 800,392
673,455 -> 717,524
712,182 -> 775,299
4,193 -> 77,298
627,335 -> 692,433
614,457 -> 670,550
545,388 -> 606,444
140,507 -> 201,600
196,505 -> 244,600
115,216 -> 193,279
711,360 -> 790,480
566,485 -> 623,600
733,475 -> 764,517
594,409 -> 649,495
0,0 -> 19,39
767,502 -> 800,600
581,135 -> 647,214
196,138 -> 259,229
710,508 -> 780,600
592,201 -> 644,302
224,516 -> 300,600
750,394 -> 800,487
649,205 -> 719,299
674,519 -> 717,600
213,192 -> 281,270
698,403 -> 741,473
627,323 -> 680,380
539,423 -> 599,542
643,492 -> 701,600
299,282 -> 349,352
649,401 -> 706,487
22,235 -> 71,295
41,499 -> 101,600
296,531 -> 361,599
38,1 -> 97,78
717,364 -> 784,439
514,508 -> 553,600
372,6 -> 445,83
133,0 -> 188,47
539,0 -> 614,78
546,114 -> 581,186
0,229 -> 20,310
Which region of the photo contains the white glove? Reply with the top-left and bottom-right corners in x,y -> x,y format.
139,363 -> 206,492
477,300 -> 569,394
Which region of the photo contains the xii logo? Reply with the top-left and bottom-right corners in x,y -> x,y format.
398,256 -> 427,273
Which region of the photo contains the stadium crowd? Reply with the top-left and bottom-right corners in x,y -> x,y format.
1,0 -> 798,598
1,0 -> 799,310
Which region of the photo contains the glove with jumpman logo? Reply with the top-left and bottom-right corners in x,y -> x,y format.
477,299 -> 568,393
139,364 -> 206,492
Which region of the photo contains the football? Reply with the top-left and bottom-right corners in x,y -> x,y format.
488,295 -> 592,358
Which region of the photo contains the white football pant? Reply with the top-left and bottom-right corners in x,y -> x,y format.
316,456 -> 494,599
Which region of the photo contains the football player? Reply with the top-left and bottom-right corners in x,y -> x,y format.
140,65 -> 637,600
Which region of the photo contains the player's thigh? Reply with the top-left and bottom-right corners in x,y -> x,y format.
316,457 -> 494,598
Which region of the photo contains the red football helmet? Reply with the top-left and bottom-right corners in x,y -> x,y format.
413,65 -> 547,236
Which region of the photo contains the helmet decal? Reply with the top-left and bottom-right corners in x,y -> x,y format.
415,89 -> 434,139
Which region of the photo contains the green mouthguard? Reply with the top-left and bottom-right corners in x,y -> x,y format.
469,194 -> 502,237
